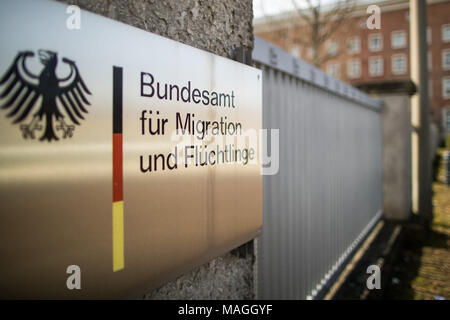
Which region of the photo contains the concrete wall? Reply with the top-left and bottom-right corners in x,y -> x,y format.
57,0 -> 254,59
57,0 -> 255,299
144,252 -> 254,300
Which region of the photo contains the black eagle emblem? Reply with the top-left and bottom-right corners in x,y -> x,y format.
0,50 -> 91,142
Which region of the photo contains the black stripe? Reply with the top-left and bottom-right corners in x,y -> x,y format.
113,66 -> 123,134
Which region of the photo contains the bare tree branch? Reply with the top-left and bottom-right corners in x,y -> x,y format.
263,0 -> 357,67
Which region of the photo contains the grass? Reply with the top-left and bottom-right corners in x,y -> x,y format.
384,148 -> 450,300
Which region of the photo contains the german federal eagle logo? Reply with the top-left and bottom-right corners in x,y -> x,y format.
0,50 -> 91,142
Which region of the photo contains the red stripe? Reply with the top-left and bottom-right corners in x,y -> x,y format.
113,133 -> 123,202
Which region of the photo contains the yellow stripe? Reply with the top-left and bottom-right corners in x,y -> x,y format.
112,201 -> 124,272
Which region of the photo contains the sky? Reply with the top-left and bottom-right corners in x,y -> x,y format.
252,0 -> 384,19
253,0 -> 295,19
253,0 -> 338,19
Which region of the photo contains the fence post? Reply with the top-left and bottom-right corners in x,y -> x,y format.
357,81 -> 416,221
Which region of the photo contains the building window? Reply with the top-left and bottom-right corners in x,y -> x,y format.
445,108 -> 450,132
327,40 -> 338,56
429,79 -> 433,98
327,62 -> 340,78
392,54 -> 407,75
442,49 -> 450,71
347,59 -> 361,79
369,56 -> 383,77
443,77 -> 450,99
306,48 -> 314,60
428,51 -> 432,71
442,24 -> 450,43
290,45 -> 301,59
359,20 -> 367,29
347,37 -> 361,54
369,33 -> 383,51
427,26 -> 432,45
391,31 -> 406,49
447,110 -> 450,131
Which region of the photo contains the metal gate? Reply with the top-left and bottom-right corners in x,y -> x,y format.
254,37 -> 383,299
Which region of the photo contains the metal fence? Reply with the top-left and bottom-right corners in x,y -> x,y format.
253,37 -> 383,299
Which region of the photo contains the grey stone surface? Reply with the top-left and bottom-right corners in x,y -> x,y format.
144,252 -> 254,300
377,94 -> 412,221
360,82 -> 414,222
57,0 -> 254,59
57,0 -> 255,299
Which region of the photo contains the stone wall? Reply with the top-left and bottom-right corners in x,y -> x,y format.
57,0 -> 256,299
58,0 -> 254,59
144,252 -> 254,300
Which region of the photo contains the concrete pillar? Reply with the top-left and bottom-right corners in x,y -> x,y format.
410,0 -> 432,221
357,81 -> 416,221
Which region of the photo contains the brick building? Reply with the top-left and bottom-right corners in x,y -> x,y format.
254,0 -> 450,137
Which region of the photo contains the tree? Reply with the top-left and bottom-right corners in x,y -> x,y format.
258,0 -> 358,67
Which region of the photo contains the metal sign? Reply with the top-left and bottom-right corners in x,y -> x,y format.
0,0 -> 262,298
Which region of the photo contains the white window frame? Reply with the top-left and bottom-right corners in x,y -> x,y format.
306,47 -> 313,59
290,45 -> 301,59
427,26 -> 432,45
347,37 -> 361,54
327,62 -> 340,78
368,33 -> 383,52
347,59 -> 361,79
442,49 -> 450,71
327,40 -> 338,56
444,108 -> 450,132
443,77 -> 450,99
442,24 -> 450,43
391,30 -> 407,49
391,54 -> 407,75
369,56 -> 384,77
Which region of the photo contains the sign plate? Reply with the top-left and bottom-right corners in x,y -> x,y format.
0,0 -> 262,298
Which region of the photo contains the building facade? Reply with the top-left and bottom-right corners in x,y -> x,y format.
254,0 -> 450,136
